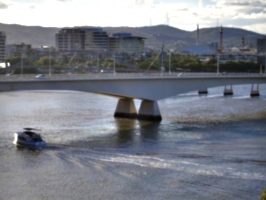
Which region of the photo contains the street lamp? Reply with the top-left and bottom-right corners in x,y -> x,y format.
168,51 -> 171,75
97,50 -> 99,73
48,47 -> 51,77
217,51 -> 220,75
21,50 -> 23,77
113,51 -> 116,76
20,45 -> 28,78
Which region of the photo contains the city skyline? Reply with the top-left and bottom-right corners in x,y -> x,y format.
0,0 -> 265,34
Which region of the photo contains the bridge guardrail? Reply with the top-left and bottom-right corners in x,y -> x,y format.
0,72 -> 265,81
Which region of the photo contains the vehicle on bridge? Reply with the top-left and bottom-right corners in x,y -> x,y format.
35,74 -> 46,79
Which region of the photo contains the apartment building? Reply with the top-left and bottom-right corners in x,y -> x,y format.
56,27 -> 108,52
55,28 -> 145,54
108,33 -> 145,53
84,29 -> 109,51
10,43 -> 32,57
0,32 -> 6,62
257,37 -> 266,54
257,37 -> 266,66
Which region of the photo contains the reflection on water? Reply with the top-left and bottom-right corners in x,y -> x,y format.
0,86 -> 266,200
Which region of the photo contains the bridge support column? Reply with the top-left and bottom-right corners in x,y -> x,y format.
250,84 -> 260,97
138,100 -> 162,121
114,99 -> 137,119
224,85 -> 233,95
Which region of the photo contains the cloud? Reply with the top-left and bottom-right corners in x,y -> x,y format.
214,0 -> 266,8
174,8 -> 188,12
199,0 -> 203,9
223,0 -> 266,7
135,0 -> 154,6
135,0 -> 145,5
208,0 -> 266,20
57,0 -> 71,2
0,2 -> 9,9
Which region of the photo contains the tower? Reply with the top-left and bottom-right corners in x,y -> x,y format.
242,34 -> 245,50
165,13 -> 169,26
219,26 -> 223,52
196,24 -> 199,46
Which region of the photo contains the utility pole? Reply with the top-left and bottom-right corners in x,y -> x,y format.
169,51 -> 171,75
217,52 -> 220,75
21,49 -> 23,78
49,47 -> 51,77
97,50 -> 99,73
113,51 -> 116,76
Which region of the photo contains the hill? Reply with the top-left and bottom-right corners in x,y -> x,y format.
189,27 -> 264,49
0,23 -> 59,47
0,23 -> 264,50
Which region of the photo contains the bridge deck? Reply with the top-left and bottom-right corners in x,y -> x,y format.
1,72 -> 265,81
1,72 -> 266,121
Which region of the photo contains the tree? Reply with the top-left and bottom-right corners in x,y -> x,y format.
35,56 -> 56,66
6,56 -> 21,65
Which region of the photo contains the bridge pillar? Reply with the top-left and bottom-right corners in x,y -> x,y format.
138,100 -> 162,121
114,99 -> 137,119
224,85 -> 233,95
250,84 -> 260,97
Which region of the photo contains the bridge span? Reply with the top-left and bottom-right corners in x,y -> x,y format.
1,73 -> 266,120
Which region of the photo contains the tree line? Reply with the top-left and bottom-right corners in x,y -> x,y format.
5,52 -> 262,74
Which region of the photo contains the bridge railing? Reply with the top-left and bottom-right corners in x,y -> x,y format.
0,72 -> 265,81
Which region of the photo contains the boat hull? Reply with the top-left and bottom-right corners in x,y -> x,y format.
13,132 -> 46,147
13,140 -> 46,147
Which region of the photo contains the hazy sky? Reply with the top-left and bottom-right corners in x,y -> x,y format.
0,0 -> 265,33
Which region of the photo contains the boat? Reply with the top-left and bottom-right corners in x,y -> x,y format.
13,128 -> 46,147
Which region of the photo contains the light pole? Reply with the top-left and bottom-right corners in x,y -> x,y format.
217,52 -> 220,75
264,53 -> 266,76
21,50 -> 23,77
97,50 -> 99,73
49,47 -> 51,77
168,51 -> 171,75
113,51 -> 116,76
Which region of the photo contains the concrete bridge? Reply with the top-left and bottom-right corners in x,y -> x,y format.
1,73 -> 266,120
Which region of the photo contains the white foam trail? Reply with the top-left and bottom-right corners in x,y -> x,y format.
233,96 -> 250,99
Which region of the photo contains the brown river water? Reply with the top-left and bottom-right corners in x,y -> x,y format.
0,84 -> 266,200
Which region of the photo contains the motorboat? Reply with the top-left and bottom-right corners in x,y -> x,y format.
13,128 -> 46,147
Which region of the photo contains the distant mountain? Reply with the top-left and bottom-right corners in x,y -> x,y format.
0,23 -> 264,50
105,25 -> 264,49
188,27 -> 264,49
0,23 -> 59,47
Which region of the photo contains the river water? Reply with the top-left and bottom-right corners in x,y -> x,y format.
0,84 -> 266,200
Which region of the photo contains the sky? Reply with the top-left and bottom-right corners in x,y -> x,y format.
0,0 -> 265,34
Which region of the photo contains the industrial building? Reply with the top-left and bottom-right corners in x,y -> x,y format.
0,32 -> 6,62
55,28 -> 145,54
